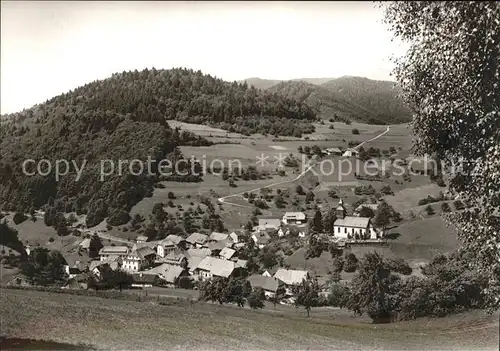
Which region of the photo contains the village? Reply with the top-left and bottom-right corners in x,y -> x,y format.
10,195 -> 384,306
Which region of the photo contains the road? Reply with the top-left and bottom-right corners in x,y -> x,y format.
218,125 -> 391,209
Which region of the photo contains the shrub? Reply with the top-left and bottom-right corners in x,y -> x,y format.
12,212 -> 27,225
441,202 -> 451,213
453,200 -> 465,210
344,253 -> 358,272
327,284 -> 349,307
48,237 -> 55,243
167,192 -> 176,199
385,257 -> 412,275
352,128 -> 360,135
425,205 -> 435,215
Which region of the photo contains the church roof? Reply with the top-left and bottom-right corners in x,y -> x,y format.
334,216 -> 371,228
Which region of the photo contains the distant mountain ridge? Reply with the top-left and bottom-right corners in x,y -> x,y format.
241,75 -> 413,124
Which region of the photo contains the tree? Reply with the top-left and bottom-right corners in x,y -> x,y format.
425,205 -> 435,216
305,190 -> 315,203
344,253 -> 359,273
295,185 -> 305,195
21,247 -> 66,286
352,128 -> 360,135
332,256 -> 345,273
248,288 -> 265,309
441,202 -> 451,213
13,212 -> 27,225
310,209 -> 323,233
293,278 -> 320,317
297,145 -> 303,154
382,1 -> 500,309
88,234 -> 103,258
322,208 -> 337,234
358,206 -> 375,219
258,246 -> 278,269
269,285 -> 286,309
346,252 -> 396,322
453,200 -> 465,211
373,200 -> 392,231
274,194 -> 285,209
167,192 -> 176,199
303,145 -> 311,155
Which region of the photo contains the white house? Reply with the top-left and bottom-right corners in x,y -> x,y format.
99,246 -> 129,261
273,268 -> 309,295
193,256 -> 243,281
247,274 -> 285,298
277,226 -> 307,238
333,199 -> 379,239
156,239 -> 176,258
282,212 -> 306,225
258,218 -> 281,233
324,147 -> 343,156
122,246 -> 156,272
252,231 -> 271,248
136,235 -> 148,243
342,149 -> 359,157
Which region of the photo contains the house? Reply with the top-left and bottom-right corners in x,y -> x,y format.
89,260 -> 121,278
130,273 -> 158,288
122,246 -> 156,272
219,247 -> 236,260
229,232 -> 239,244
258,218 -> 281,233
78,238 -> 91,252
193,256 -> 246,281
204,240 -> 232,256
247,274 -> 285,298
163,251 -> 188,267
273,268 -> 309,295
324,147 -> 343,156
342,149 -> 359,157
282,212 -> 306,225
252,231 -> 271,249
209,232 -> 229,242
156,239 -> 176,258
234,259 -> 248,269
186,248 -> 212,259
62,253 -> 90,279
333,199 -> 379,239
136,235 -> 148,243
353,203 -> 379,217
277,226 -> 306,238
99,246 -> 129,261
165,234 -> 186,250
144,264 -> 189,287
63,273 -> 90,290
185,232 -> 208,248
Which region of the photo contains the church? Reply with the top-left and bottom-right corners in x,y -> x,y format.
333,199 -> 379,240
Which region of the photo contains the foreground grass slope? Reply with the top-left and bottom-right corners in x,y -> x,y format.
2,289 -> 498,350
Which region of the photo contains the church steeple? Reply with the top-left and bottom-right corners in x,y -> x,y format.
336,198 -> 346,219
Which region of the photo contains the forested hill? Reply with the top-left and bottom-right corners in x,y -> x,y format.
245,76 -> 413,124
320,76 -> 413,124
266,81 -> 378,124
0,67 -> 317,227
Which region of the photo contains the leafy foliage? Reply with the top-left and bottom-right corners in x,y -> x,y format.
383,1 -> 500,309
20,247 -> 66,286
292,277 -> 320,317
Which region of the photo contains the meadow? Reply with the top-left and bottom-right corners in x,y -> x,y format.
1,288 -> 498,350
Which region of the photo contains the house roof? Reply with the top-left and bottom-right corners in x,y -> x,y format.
205,240 -> 231,252
187,256 -> 204,271
164,251 -> 186,264
258,218 -> 281,229
219,247 -> 236,260
273,269 -> 309,286
283,212 -> 306,220
137,246 -> 156,257
136,235 -> 148,242
159,239 -> 175,248
252,232 -> 271,245
334,216 -> 371,228
79,238 -> 91,249
235,259 -> 248,269
186,248 -> 212,258
354,203 -> 379,212
186,232 -> 208,245
145,264 -> 185,283
164,235 -> 185,246
209,232 -> 229,242
229,232 -> 239,243
196,257 -> 237,278
325,147 -> 342,154
99,246 -> 129,255
90,260 -> 120,272
247,274 -> 283,292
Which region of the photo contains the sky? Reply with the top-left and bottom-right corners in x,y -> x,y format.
1,1 -> 407,114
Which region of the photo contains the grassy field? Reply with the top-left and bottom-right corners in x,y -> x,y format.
1,289 -> 498,350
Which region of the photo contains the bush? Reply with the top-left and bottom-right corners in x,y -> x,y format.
425,205 -> 435,215
168,192 -> 176,199
12,212 -> 27,225
352,128 -> 360,135
344,253 -> 359,272
441,202 -> 451,213
385,257 -> 412,275
247,288 -> 265,309
327,284 -> 349,307
48,237 -> 55,243
453,200 -> 465,210
107,209 -> 131,226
